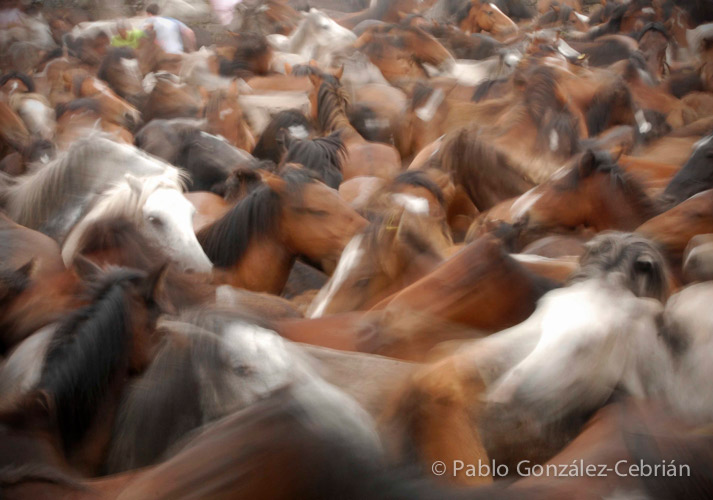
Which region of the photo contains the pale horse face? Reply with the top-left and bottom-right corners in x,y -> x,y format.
141,187 -> 213,273
308,10 -> 356,49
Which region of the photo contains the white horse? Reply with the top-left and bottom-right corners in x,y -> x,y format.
61,173 -> 213,273
1,134 -> 183,241
267,9 -> 357,69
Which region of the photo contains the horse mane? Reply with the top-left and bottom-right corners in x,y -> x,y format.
636,21 -> 669,42
440,126 -> 536,210
316,77 -> 351,133
585,78 -> 633,137
2,135 -> 180,233
198,168 -> 316,268
390,170 -> 446,208
97,46 -> 137,82
105,324 -> 213,473
582,3 -> 627,40
55,97 -> 102,120
522,65 -> 580,157
197,185 -> 281,268
252,108 -> 312,161
472,77 -> 508,102
62,174 -> 184,263
0,71 -> 35,93
281,132 -> 345,189
37,267 -> 146,451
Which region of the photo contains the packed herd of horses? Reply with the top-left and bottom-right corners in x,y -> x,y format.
3,0 -> 713,497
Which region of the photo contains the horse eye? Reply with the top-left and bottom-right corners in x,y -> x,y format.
634,259 -> 653,273
354,277 -> 370,288
147,215 -> 163,226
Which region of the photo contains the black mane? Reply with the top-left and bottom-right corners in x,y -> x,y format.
0,71 -> 35,93
97,46 -> 137,83
38,268 -> 145,451
391,170 -> 446,208
198,169 -> 316,268
282,132 -> 345,189
252,109 -> 313,164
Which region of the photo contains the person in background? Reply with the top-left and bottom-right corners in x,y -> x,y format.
143,3 -> 196,54
110,21 -> 146,49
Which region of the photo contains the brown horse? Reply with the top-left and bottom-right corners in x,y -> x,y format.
374,234 -> 555,331
637,189 -> 713,267
514,150 -> 660,235
204,80 -> 256,151
97,46 -> 146,108
1,264 -> 166,475
460,0 -> 519,38
55,98 -> 134,148
197,168 -> 367,293
307,206 -> 450,317
143,72 -> 206,122
309,70 -> 402,180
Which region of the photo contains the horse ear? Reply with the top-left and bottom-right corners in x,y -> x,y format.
260,170 -> 287,194
332,65 -> 344,81
577,149 -> 597,178
284,62 -> 293,75
15,259 -> 36,281
73,254 -> 103,282
125,173 -> 143,195
308,73 -> 321,89
308,59 -> 319,67
143,262 -> 170,303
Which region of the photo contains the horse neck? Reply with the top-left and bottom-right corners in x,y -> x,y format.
215,235 -> 296,294
323,104 -> 363,144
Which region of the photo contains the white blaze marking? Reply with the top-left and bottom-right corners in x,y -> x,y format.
288,125 -> 309,139
634,109 -> 652,134
415,88 -> 444,122
219,108 -> 234,120
510,187 -> 543,219
574,12 -> 589,24
308,234 -> 364,318
391,193 -> 429,214
557,39 -> 581,58
549,129 -> 559,151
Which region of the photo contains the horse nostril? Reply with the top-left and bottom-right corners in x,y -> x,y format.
184,268 -> 196,274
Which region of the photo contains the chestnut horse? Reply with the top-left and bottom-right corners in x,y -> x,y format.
198,168 -> 367,293
204,79 -> 256,152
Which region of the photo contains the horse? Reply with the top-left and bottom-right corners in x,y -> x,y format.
460,0 -> 519,38
218,32 -> 274,77
0,264 -> 167,476
375,234 -> 556,331
67,71 -> 141,130
197,167 -> 367,293
307,207 -> 450,317
308,70 -> 402,180
142,72 -> 206,122
1,134 -> 182,242
204,79 -> 256,152
54,98 -> 133,149
97,46 -> 146,108
60,174 -> 213,274
512,150 -> 660,235
637,189 -> 713,267
279,9 -> 357,66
